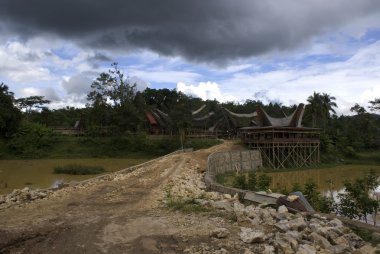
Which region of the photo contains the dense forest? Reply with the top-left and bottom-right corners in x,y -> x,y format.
1,64 -> 379,159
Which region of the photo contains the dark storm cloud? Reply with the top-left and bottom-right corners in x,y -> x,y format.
1,0 -> 380,63
86,52 -> 112,68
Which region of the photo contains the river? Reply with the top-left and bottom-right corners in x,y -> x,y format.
266,164 -> 380,193
0,158 -> 152,194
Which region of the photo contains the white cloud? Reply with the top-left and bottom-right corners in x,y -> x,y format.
61,72 -> 95,95
129,76 -> 150,91
19,87 -> 60,101
177,81 -> 238,102
213,41 -> 380,115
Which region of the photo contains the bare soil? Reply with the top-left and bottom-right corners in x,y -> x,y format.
0,141 -> 245,254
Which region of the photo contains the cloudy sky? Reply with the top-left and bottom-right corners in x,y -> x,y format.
1,0 -> 380,114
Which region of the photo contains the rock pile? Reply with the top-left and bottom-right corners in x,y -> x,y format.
0,187 -> 51,209
164,165 -> 377,254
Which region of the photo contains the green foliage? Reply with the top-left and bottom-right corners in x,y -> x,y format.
303,179 -> 334,213
7,121 -> 54,157
257,174 -> 272,191
247,171 -> 257,191
15,96 -> 50,120
87,63 -> 142,132
291,182 -> 303,193
342,146 -> 358,158
233,173 -> 247,189
54,164 -> 105,175
0,83 -> 21,138
337,170 -> 380,224
215,171 -> 235,186
306,92 -> 337,128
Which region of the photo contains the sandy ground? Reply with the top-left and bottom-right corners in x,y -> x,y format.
0,141 -> 246,254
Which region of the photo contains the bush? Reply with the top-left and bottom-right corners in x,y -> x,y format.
247,171 -> 257,191
303,179 -> 334,213
54,164 -> 106,175
233,173 -> 247,189
8,121 -> 54,157
257,174 -> 272,191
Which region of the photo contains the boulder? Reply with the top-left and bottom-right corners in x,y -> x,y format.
278,205 -> 288,214
283,234 -> 299,251
352,244 -> 376,254
210,228 -> 230,239
210,200 -> 233,212
275,220 -> 290,233
240,227 -> 266,243
296,244 -> 317,254
332,235 -> 350,247
309,232 -> 331,249
262,245 -> 275,254
289,217 -> 307,231
327,218 -> 343,228
343,233 -> 365,249
275,238 -> 293,254
328,245 -> 351,254
233,201 -> 247,222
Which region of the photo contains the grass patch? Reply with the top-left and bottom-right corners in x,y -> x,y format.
53,164 -> 106,175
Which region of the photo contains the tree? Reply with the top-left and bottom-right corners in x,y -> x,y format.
350,103 -> 367,115
88,63 -> 136,108
306,92 -> 337,128
0,83 -> 21,138
87,63 -> 142,132
16,96 -> 50,117
369,98 -> 380,112
337,170 -> 380,225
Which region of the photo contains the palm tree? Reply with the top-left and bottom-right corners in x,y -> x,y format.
307,92 -> 322,128
307,92 -> 337,128
321,93 -> 337,118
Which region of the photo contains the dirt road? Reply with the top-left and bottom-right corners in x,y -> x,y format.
0,141 -> 244,254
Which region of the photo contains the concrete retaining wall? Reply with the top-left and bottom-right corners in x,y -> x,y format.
205,150 -> 262,198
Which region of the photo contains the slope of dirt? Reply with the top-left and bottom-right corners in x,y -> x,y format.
0,141 -> 246,254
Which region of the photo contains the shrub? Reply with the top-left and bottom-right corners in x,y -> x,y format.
257,174 -> 272,191
233,173 -> 247,189
8,121 -> 54,157
303,179 -> 334,213
54,164 -> 105,175
247,171 -> 257,191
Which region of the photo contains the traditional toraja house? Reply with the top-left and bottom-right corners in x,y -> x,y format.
187,104 -> 219,138
221,107 -> 258,133
240,104 -> 320,169
145,108 -> 170,134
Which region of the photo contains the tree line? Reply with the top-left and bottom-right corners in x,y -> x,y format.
1,63 -> 380,157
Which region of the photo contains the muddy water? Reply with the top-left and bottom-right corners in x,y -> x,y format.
0,158 -> 151,194
267,164 -> 380,192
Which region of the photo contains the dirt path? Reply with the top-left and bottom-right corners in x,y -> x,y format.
0,141 -> 244,254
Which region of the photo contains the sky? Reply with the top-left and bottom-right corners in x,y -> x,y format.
1,1 -> 380,115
